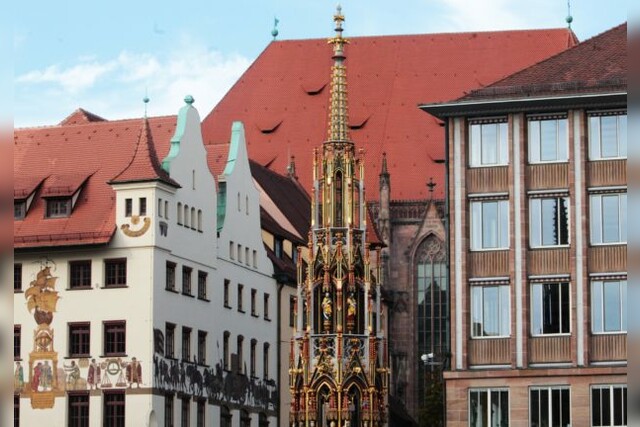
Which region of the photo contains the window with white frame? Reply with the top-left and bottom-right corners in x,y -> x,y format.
589,112 -> 627,160
469,120 -> 508,167
590,193 -> 626,244
531,282 -> 570,335
528,116 -> 568,163
530,196 -> 570,247
591,384 -> 627,427
591,279 -> 627,333
471,285 -> 510,337
530,387 -> 570,427
470,199 -> 509,250
469,389 -> 509,427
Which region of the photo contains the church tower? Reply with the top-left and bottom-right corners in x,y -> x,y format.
289,7 -> 389,427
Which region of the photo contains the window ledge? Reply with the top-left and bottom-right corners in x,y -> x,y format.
224,304 -> 232,309
14,290 -> 23,294
197,297 -> 210,302
103,285 -> 128,289
165,288 -> 180,294
100,353 -> 127,358
68,286 -> 93,291
182,292 -> 195,298
65,355 -> 91,359
470,336 -> 510,340
264,317 -> 272,322
251,313 -> 259,318
469,248 -> 510,252
238,309 -> 245,314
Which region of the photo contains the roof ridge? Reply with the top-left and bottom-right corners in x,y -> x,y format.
17,113 -> 177,131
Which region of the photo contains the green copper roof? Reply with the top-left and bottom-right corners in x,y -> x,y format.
161,96 -> 195,173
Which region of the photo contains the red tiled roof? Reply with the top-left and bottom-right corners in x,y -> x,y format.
459,23 -> 626,101
202,28 -> 577,200
110,118 -> 180,187
59,108 -> 107,126
14,114 -> 177,248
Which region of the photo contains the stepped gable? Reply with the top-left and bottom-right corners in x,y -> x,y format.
14,113 -> 177,248
202,27 -> 577,200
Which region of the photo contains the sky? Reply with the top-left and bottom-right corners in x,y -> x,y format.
14,0 -> 630,128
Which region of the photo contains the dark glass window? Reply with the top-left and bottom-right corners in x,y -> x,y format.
198,331 -> 207,365
530,197 -> 570,247
68,392 -> 90,427
469,389 -> 509,427
105,259 -> 127,287
251,289 -> 257,316
220,406 -> 232,427
139,197 -> 147,216
182,266 -> 192,295
238,284 -> 244,312
182,327 -> 191,362
290,296 -> 296,327
224,279 -> 230,308
14,263 -> 22,291
69,261 -> 92,289
180,397 -> 190,427
68,323 -> 91,357
103,391 -> 125,427
592,385 -> 627,427
223,331 -> 230,370
14,200 -> 26,220
104,321 -> 126,356
250,339 -> 257,377
164,394 -> 174,427
125,198 -> 132,217
263,343 -> 270,379
530,387 -> 570,427
240,410 -> 251,427
46,198 -> 71,218
14,325 -> 21,360
264,293 -> 270,320
165,323 -> 175,358
236,336 -> 244,374
531,282 -> 570,335
196,399 -> 206,427
166,262 -> 176,291
14,394 -> 19,427
197,271 -> 208,300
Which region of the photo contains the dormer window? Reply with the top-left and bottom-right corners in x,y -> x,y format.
46,198 -> 71,218
14,201 -> 26,220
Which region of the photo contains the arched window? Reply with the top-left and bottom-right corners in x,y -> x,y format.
197,210 -> 202,232
177,202 -> 183,225
184,205 -> 190,228
220,406 -> 232,427
334,171 -> 343,227
415,235 -> 448,394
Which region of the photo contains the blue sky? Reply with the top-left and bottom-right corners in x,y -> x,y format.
14,0 -> 629,127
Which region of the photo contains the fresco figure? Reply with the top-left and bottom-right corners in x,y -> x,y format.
88,359 -> 100,389
41,361 -> 53,390
126,357 -> 142,388
32,362 -> 42,391
64,361 -> 81,389
14,362 -> 24,392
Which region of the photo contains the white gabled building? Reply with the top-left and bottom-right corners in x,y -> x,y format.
13,98 -> 278,427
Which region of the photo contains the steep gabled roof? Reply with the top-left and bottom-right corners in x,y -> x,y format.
59,108 -> 107,126
202,28 -> 577,200
110,118 -> 180,187
458,23 -> 626,101
14,114 -> 177,248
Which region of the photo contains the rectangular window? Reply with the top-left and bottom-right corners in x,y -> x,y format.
14,325 -> 21,360
46,198 -> 72,218
592,385 -> 627,427
165,201 -> 169,220
182,266 -> 192,295
530,387 -> 570,427
105,259 -> 127,288
531,282 -> 570,335
158,198 -> 163,218
236,336 -> 244,374
164,394 -> 174,427
68,392 -> 90,427
264,293 -> 270,320
469,389 -> 509,427
592,279 -> 627,333
104,321 -> 126,356
470,199 -> 509,250
14,394 -> 19,427
125,198 -> 132,217
14,263 -> 22,292
253,250 -> 257,268
237,244 -> 242,263
68,322 -> 91,357
223,331 -> 230,370
528,116 -> 568,163
251,289 -> 257,316
263,343 -> 270,379
182,327 -> 192,362
471,285 -> 510,337
238,284 -> 244,312
196,399 -> 205,427
181,397 -> 190,427
469,121 -> 508,167
274,238 -> 283,259
229,241 -> 234,259
589,113 -> 627,160
530,197 -> 570,247
165,323 -> 175,358
15,200 -> 26,220
250,339 -> 257,377
198,331 -> 207,365
289,296 -> 296,327
590,193 -> 627,244
166,262 -> 176,291
197,271 -> 208,300
224,279 -> 230,308
139,197 -> 147,216
69,260 -> 92,289
103,391 -> 125,427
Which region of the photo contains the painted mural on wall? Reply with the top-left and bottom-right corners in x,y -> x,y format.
152,329 -> 277,412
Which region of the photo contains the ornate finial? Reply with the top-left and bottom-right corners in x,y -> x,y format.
327,5 -> 350,142
272,17 -> 279,40
380,152 -> 388,175
287,154 -> 297,179
566,0 -> 573,28
143,93 -> 150,118
427,177 -> 436,197
184,95 -> 195,105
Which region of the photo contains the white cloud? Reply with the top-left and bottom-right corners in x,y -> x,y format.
15,39 -> 252,126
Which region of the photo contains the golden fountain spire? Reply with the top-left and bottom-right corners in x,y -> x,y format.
327,4 -> 350,142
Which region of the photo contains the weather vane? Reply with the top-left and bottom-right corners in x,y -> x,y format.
272,16 -> 279,40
